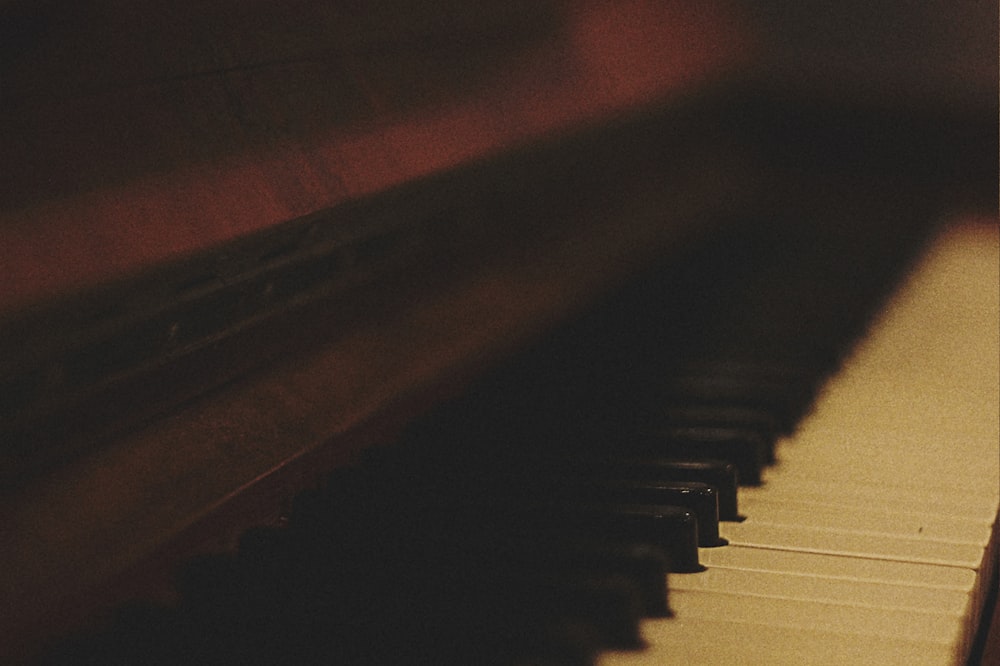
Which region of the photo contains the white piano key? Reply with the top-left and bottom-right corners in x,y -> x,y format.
669,566 -> 972,614
719,522 -> 986,568
664,588 -> 964,644
699,545 -> 978,590
737,499 -> 995,542
742,499 -> 991,542
739,481 -> 999,523
599,616 -> 961,665
669,559 -> 981,655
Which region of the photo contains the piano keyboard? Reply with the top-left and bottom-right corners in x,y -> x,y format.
601,220 -> 999,665
41,220 -> 997,665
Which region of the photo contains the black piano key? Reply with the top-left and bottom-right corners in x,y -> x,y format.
512,620 -> 602,666
475,536 -> 671,619
249,526 -> 618,664
511,574 -> 646,651
658,395 -> 785,423
490,625 -> 600,666
383,545 -> 644,655
455,617 -> 601,666
504,502 -> 701,574
365,579 -> 610,665
592,504 -> 701,573
233,475 -> 647,661
640,426 -> 768,486
582,479 -> 724,547
655,403 -> 780,462
571,542 -> 671,619
594,458 -> 741,522
658,403 -> 780,435
655,363 -> 822,434
476,461 -> 721,550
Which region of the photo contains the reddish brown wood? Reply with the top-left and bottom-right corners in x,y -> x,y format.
0,0 -> 751,315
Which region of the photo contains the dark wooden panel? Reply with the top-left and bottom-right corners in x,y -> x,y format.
0,0 -> 751,313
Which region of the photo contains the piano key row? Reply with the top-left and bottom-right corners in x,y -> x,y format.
602,221 -> 999,665
43,218 -> 950,664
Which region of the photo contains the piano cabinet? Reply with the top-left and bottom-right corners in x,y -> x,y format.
0,1 -> 995,663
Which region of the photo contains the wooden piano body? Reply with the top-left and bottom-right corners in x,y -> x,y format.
0,1 -> 996,662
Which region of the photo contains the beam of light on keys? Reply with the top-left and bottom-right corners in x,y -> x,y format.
600,220 -> 999,665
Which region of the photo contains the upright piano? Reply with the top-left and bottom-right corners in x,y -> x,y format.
1,1 -> 996,663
